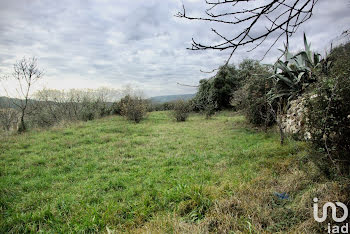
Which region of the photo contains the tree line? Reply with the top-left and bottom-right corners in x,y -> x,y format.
1,34 -> 349,175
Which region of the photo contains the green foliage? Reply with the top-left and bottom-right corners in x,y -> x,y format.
110,101 -> 122,115
306,42 -> 350,174
80,107 -> 96,121
212,65 -> 241,109
160,102 -> 176,111
147,101 -> 175,112
192,78 -> 212,112
79,99 -> 107,121
293,33 -> 322,69
268,34 -> 321,104
232,59 -> 274,126
204,101 -> 217,119
172,99 -> 191,122
192,65 -> 239,111
120,95 -> 147,123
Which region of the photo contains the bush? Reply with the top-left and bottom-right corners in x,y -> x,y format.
192,65 -> 240,111
120,95 -> 147,123
80,108 -> 95,121
150,102 -> 175,112
0,108 -> 19,132
110,101 -> 122,115
145,100 -> 175,112
231,60 -> 274,127
204,101 -> 217,119
96,105 -> 111,118
29,88 -> 118,128
305,43 -> 350,174
172,100 -> 191,122
27,106 -> 57,127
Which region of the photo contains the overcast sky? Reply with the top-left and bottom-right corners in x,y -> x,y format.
0,0 -> 349,97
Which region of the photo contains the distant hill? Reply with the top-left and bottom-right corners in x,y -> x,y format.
0,96 -> 48,109
0,96 -> 23,109
149,94 -> 195,103
1,94 -> 197,107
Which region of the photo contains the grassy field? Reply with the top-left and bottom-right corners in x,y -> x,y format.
0,111 -> 344,233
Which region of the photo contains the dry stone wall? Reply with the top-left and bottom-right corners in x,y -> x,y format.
280,96 -> 311,140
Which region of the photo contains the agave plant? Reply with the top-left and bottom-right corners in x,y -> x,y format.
293,33 -> 322,69
268,33 -> 322,103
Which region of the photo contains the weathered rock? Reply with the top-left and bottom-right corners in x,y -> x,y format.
280,96 -> 311,140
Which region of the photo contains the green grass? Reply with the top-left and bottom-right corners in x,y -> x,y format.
0,111 -> 308,232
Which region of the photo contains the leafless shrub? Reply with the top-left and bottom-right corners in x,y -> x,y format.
0,108 -> 19,132
32,87 -> 120,127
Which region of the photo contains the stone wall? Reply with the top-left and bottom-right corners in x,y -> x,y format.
280,96 -> 311,140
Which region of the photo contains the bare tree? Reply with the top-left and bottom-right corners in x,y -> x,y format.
8,57 -> 43,132
176,0 -> 318,63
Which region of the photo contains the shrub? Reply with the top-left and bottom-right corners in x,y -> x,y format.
231,60 -> 274,127
96,104 -> 111,118
172,100 -> 191,122
110,101 -> 122,115
305,42 -> 350,174
120,95 -> 147,123
204,100 -> 217,119
161,102 -> 175,111
145,100 -> 174,112
192,64 -> 240,111
80,108 -> 95,121
149,101 -> 175,111
29,88 -> 118,128
0,108 -> 19,132
27,106 -> 57,127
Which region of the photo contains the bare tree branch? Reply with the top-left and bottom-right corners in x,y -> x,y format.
200,68 -> 219,73
176,0 -> 318,64
177,82 -> 199,87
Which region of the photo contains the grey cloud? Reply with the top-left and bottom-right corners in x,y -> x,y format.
0,0 -> 349,96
